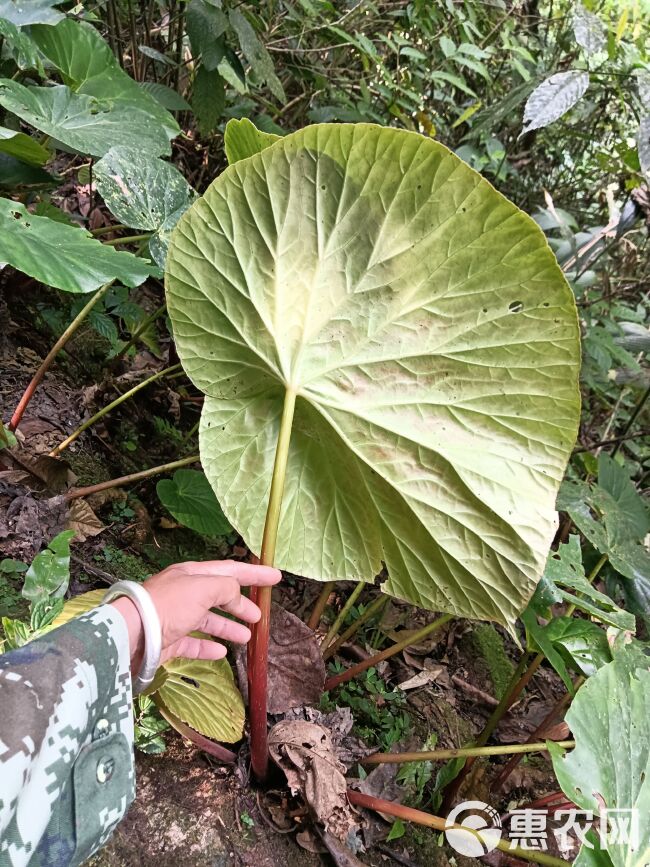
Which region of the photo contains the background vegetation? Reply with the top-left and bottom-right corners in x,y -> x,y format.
0,0 -> 649,864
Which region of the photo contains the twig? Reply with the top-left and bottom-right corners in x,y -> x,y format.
65,454 -> 199,500
49,364 -> 181,456
306,580 -> 336,630
324,614 -> 453,690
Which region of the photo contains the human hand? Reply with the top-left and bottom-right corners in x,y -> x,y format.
109,560 -> 281,669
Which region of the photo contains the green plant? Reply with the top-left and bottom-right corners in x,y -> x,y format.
134,695 -> 170,755
166,118 -> 580,777
322,666 -> 410,751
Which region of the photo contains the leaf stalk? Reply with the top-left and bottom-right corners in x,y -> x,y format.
49,363 -> 181,456
346,790 -> 571,867
363,740 -> 575,765
249,387 -> 297,781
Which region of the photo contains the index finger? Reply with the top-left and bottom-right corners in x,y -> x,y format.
176,560 -> 281,586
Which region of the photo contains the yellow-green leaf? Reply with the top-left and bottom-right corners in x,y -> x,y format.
166,123 -> 581,629
158,656 -> 245,743
50,588 -> 106,628
224,117 -> 280,164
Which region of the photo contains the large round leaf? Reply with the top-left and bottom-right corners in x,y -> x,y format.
166,123 -> 580,627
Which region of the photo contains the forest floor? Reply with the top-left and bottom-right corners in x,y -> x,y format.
1,277 -> 576,867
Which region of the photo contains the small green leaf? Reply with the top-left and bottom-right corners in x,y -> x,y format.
94,146 -> 197,268
224,117 -> 280,164
538,535 -> 635,631
1,617 -> 32,650
0,558 -> 27,574
558,458 -> 650,587
157,656 -> 245,743
386,819 -> 406,841
539,616 -> 611,677
30,597 -> 64,631
186,0 -> 228,71
22,530 -> 75,604
88,309 -> 119,345
0,197 -> 156,293
522,71 -> 589,133
521,605 -> 573,691
139,81 -> 192,112
157,469 -> 231,536
0,423 -> 18,450
32,199 -> 78,226
572,4 -> 606,55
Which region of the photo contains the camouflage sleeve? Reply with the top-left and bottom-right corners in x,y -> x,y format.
0,605 -> 135,867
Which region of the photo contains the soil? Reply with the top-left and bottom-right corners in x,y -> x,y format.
90,739 -> 321,867
1,277 -> 575,866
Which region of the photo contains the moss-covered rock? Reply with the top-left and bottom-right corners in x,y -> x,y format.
466,624 -> 514,700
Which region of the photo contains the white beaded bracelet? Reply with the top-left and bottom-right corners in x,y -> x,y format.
103,581 -> 162,694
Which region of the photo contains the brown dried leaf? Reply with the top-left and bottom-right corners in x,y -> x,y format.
398,664 -> 445,691
296,829 -> 327,854
268,720 -> 361,841
0,493 -> 68,561
267,604 -> 325,712
11,451 -> 76,492
283,706 -> 373,769
66,499 -> 105,542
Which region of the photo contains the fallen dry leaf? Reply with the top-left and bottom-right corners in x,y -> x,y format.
268,605 -> 326,712
237,604 -> 325,712
66,499 -> 105,542
283,706 -> 373,769
7,450 -> 76,493
398,665 -> 444,691
268,720 -> 361,842
0,492 -> 68,561
295,829 -> 327,854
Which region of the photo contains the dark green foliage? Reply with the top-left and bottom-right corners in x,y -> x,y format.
322,666 -> 410,751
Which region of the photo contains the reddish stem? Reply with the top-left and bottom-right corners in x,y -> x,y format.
491,677 -> 582,793
248,388 -> 296,781
347,790 -> 570,867
306,580 -> 336,631
248,585 -> 272,778
156,700 -> 236,762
